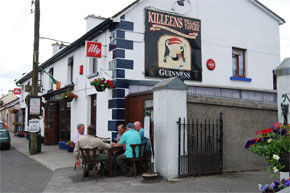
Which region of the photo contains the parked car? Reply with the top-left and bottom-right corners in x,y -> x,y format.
0,121 -> 10,150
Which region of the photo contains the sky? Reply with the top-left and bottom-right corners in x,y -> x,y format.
0,0 -> 289,96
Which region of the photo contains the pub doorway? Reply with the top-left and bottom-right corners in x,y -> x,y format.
125,92 -> 154,147
90,94 -> 97,134
59,100 -> 71,141
44,102 -> 59,145
44,100 -> 71,145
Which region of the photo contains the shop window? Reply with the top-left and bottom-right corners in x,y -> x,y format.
232,48 -> 246,77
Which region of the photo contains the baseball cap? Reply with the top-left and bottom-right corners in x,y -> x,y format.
126,123 -> 134,129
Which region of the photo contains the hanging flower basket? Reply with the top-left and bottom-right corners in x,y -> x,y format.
65,97 -> 73,102
94,85 -> 107,92
10,108 -> 19,114
60,91 -> 78,102
90,78 -> 115,92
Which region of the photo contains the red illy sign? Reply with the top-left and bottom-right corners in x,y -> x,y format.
14,88 -> 21,95
86,41 -> 102,58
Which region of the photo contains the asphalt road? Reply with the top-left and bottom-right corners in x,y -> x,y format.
0,146 -> 53,193
43,167 -> 280,193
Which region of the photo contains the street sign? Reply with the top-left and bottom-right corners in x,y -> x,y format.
28,96 -> 42,116
28,119 -> 40,133
86,41 -> 102,58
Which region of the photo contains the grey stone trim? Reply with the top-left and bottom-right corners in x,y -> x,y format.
153,77 -> 188,91
274,58 -> 290,76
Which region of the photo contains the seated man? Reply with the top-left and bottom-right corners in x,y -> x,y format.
134,121 -> 150,151
72,123 -> 85,145
74,125 -> 112,169
116,123 -> 141,172
116,124 -> 126,143
114,124 -> 126,158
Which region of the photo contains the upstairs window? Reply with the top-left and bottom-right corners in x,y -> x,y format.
232,48 -> 246,77
68,57 -> 74,84
48,68 -> 54,90
91,58 -> 98,75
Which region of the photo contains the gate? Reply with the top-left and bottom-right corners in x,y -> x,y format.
178,113 -> 223,177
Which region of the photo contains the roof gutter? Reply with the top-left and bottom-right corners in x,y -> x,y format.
250,0 -> 286,25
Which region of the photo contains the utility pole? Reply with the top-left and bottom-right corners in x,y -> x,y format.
30,0 -> 40,155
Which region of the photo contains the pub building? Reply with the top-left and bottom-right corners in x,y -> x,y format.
16,0 -> 284,173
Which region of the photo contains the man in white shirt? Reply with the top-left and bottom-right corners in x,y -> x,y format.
72,123 -> 85,144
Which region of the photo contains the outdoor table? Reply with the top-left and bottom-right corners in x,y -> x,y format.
107,145 -> 123,177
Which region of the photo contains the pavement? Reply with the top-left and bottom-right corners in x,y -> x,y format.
10,132 -> 75,171
9,132 -> 290,193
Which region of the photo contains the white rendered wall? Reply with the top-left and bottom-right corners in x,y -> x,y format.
122,0 -> 281,90
45,29 -> 114,140
153,89 -> 187,178
277,75 -> 290,124
276,67 -> 290,180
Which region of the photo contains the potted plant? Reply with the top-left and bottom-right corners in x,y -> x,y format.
90,78 -> 115,92
66,141 -> 75,152
245,122 -> 290,176
60,91 -> 78,102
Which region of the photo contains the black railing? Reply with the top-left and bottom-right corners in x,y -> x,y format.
178,113 -> 223,177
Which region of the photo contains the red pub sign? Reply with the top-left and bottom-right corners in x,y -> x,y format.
206,59 -> 216,71
14,88 -> 21,95
86,41 -> 102,58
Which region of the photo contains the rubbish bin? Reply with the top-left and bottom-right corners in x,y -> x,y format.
29,132 -> 41,153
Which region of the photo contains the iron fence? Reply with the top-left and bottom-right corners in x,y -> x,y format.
178,113 -> 223,177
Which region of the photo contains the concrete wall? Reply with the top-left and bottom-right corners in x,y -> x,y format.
187,95 -> 277,172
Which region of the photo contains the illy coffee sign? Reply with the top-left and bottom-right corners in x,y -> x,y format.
86,41 -> 102,58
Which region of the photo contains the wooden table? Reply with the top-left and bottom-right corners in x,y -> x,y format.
107,145 -> 123,177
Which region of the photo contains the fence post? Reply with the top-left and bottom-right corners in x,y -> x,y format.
153,77 -> 188,179
177,117 -> 181,176
219,112 -> 223,173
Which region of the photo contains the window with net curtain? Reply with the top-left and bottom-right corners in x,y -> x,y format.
91,58 -> 97,75
232,48 -> 246,77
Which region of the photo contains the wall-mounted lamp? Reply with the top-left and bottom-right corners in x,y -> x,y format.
172,0 -> 191,14
177,0 -> 185,6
